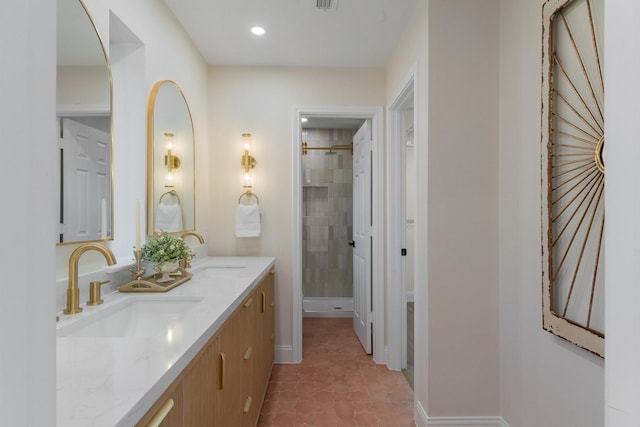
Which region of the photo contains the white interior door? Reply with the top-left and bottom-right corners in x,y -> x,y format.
60,117 -> 111,242
353,121 -> 372,354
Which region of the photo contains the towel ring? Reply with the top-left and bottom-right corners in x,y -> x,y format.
160,189 -> 181,205
238,190 -> 259,205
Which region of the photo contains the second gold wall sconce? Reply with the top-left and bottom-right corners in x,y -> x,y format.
241,132 -> 256,189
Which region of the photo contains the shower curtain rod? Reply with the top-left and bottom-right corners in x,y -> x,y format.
301,141 -> 353,156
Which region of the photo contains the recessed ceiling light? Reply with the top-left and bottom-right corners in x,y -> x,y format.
251,26 -> 266,36
301,117 -> 308,123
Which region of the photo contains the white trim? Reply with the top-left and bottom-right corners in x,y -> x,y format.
303,297 -> 353,318
303,311 -> 353,318
414,401 -> 427,427
414,403 -> 510,427
427,417 -> 509,427
56,104 -> 110,116
274,345 -> 295,364
386,65 -> 418,371
303,296 -> 353,310
292,105 -> 385,364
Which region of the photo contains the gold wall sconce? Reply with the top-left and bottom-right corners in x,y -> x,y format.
241,132 -> 256,189
164,132 -> 181,187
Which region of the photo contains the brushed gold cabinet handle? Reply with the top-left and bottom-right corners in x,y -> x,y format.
261,292 -> 266,313
244,298 -> 253,308
219,352 -> 225,390
146,397 -> 174,427
270,268 -> 275,275
243,396 -> 253,413
244,346 -> 253,360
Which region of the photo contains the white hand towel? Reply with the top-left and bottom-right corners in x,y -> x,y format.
155,203 -> 182,232
235,203 -> 261,237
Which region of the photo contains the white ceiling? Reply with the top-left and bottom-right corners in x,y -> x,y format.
163,0 -> 418,67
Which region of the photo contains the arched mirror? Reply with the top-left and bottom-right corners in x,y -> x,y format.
56,0 -> 113,244
147,80 -> 196,235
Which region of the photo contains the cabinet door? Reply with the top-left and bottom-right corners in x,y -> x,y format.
241,289 -> 261,426
261,270 -> 275,386
217,307 -> 244,426
136,382 -> 183,427
183,337 -> 217,426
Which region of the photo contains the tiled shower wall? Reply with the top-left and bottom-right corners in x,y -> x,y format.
302,128 -> 355,298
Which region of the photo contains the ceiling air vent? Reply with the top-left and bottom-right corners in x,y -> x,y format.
316,0 -> 338,11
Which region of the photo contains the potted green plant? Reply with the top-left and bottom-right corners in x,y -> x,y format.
141,231 -> 195,282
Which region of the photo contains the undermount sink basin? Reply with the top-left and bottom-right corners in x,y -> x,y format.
57,297 -> 203,338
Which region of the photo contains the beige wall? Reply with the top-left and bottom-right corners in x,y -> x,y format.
499,0 -> 604,425
427,0 -> 500,416
207,66 -> 386,350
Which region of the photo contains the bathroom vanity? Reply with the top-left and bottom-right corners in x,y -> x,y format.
56,257 -> 275,427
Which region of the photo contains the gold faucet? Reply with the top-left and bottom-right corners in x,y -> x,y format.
180,231 -> 205,244
179,231 -> 204,269
64,243 -> 117,315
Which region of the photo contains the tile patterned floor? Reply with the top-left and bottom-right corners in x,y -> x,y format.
258,318 -> 415,426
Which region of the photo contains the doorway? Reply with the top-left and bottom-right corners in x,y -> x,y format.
292,106 -> 384,364
387,68 -> 418,383
301,124 -> 359,319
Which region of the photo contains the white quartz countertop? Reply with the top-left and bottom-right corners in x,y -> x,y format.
56,256 -> 275,427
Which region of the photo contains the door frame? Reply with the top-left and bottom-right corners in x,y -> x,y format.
292,105 -> 384,364
386,66 -> 418,371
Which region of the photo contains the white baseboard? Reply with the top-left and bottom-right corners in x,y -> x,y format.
415,401 -> 509,427
302,297 -> 353,318
415,401 -> 429,427
426,418 -> 508,427
303,311 -> 353,318
274,345 -> 296,364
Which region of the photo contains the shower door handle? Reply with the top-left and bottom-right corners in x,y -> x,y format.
348,241 -> 355,248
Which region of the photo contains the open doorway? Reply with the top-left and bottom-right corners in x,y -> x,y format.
300,121 -> 361,321
292,106 -> 384,363
387,68 -> 418,386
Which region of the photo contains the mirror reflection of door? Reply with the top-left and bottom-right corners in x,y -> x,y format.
59,117 -> 111,243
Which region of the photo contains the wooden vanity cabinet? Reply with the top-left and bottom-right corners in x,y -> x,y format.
219,269 -> 276,426
260,270 -> 275,386
136,270 -> 275,427
135,379 -> 184,427
182,338 -> 218,425
237,269 -> 275,426
217,301 -> 245,426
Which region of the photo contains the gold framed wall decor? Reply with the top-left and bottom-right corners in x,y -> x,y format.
541,0 -> 604,357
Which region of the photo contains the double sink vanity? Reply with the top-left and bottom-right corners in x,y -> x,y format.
56,256 -> 275,427
56,2 -> 275,425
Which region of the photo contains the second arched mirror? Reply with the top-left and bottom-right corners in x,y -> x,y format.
147,80 -> 196,235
